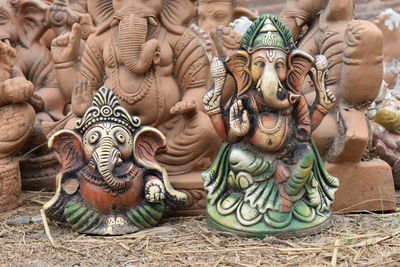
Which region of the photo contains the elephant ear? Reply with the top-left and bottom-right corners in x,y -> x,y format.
13,0 -> 49,47
48,130 -> 85,174
160,0 -> 195,34
226,50 -> 252,96
133,127 -> 166,169
286,49 -> 315,94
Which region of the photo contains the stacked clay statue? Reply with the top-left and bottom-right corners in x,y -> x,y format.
202,14 -> 339,237
43,87 -> 186,235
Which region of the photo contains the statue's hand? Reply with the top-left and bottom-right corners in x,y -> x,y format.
29,94 -> 45,113
72,80 -> 92,116
229,100 -> 250,137
170,99 -> 197,116
319,87 -> 336,110
203,87 -> 222,115
145,179 -> 165,203
1,77 -> 34,103
51,23 -> 81,64
203,57 -> 227,115
310,55 -> 336,112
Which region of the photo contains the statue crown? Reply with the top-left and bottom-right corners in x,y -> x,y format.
240,14 -> 295,53
75,86 -> 141,134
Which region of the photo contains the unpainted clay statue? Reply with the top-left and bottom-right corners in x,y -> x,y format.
367,84 -> 400,188
0,0 -> 83,190
0,41 -> 35,212
44,87 -> 187,235
51,0 -> 221,214
194,0 -> 256,58
279,0 -> 396,212
369,9 -> 400,188
373,9 -> 400,91
202,14 -> 339,237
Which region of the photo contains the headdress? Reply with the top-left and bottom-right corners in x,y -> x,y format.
75,86 -> 141,134
240,14 -> 295,53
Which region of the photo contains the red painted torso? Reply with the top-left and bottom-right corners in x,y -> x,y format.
79,168 -> 144,213
249,112 -> 292,152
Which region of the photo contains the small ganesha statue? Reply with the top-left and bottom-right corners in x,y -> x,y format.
43,87 -> 186,235
202,14 -> 339,237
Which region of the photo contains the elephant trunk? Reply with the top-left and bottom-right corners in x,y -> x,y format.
117,13 -> 160,75
92,137 -> 129,190
257,68 -> 298,110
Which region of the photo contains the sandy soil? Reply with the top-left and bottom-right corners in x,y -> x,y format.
1,191 -> 400,267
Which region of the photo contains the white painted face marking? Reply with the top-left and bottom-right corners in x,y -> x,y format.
266,50 -> 276,63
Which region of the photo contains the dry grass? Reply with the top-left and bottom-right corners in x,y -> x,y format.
1,191 -> 400,267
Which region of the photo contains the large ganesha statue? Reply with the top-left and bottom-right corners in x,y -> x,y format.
202,14 -> 339,237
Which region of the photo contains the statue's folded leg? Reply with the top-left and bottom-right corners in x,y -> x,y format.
156,112 -> 221,175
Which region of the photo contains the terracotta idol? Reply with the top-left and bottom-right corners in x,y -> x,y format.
44,87 -> 186,235
280,0 -> 396,212
0,41 -> 35,212
202,14 -> 339,237
194,0 -> 256,58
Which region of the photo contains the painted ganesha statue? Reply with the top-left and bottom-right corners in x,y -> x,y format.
43,87 -> 186,235
51,0 -> 221,213
202,14 -> 339,237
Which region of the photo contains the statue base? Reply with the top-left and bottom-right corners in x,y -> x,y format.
168,171 -> 206,216
328,159 -> 396,213
20,153 -> 59,191
206,210 -> 333,238
0,159 -> 21,212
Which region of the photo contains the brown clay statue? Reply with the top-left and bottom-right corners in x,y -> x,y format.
369,9 -> 400,188
195,0 -> 256,58
279,0 -> 396,212
202,14 -> 339,237
373,9 -> 400,91
0,41 -> 35,212
0,0 -> 82,190
43,87 -> 186,234
51,0 -> 221,214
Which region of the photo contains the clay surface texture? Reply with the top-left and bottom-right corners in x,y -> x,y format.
202,14 -> 339,238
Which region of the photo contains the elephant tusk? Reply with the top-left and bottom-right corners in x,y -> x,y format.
88,159 -> 96,171
289,93 -> 300,104
148,16 -> 158,26
116,158 -> 123,167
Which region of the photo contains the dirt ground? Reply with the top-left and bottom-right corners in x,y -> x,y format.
1,191 -> 400,267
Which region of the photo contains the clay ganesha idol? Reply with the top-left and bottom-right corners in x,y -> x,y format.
202,14 -> 339,237
43,87 -> 186,235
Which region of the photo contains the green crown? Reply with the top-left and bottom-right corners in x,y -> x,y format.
240,14 -> 295,53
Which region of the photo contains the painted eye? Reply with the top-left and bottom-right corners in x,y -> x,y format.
89,132 -> 99,144
275,63 -> 285,70
255,61 -> 265,68
115,132 -> 126,144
